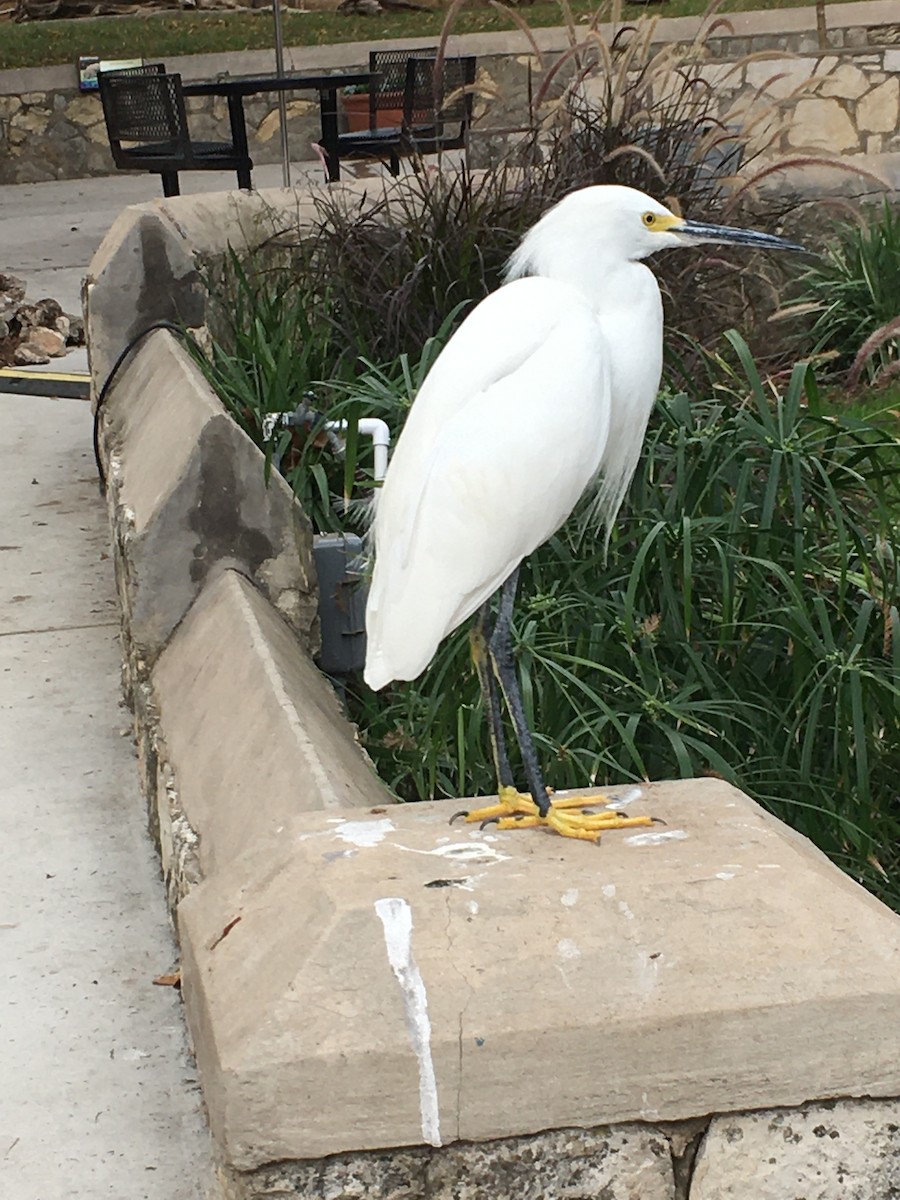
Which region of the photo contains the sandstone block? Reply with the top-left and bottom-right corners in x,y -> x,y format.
787,96 -> 857,150
151,569 -> 386,885
256,99 -> 314,142
100,330 -> 318,674
817,61 -> 871,99
227,1126 -> 676,1200
744,56 -> 819,99
178,781 -> 900,1171
691,1098 -> 900,1199
857,77 -> 900,132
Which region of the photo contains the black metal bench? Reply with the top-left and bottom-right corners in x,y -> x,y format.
325,52 -> 477,177
98,67 -> 253,197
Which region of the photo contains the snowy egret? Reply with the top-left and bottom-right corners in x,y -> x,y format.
364,184 -> 803,840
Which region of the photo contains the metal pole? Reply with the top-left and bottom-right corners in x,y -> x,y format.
272,0 -> 291,188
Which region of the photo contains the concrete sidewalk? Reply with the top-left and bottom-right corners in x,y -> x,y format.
0,392 -> 215,1198
0,169 -> 264,1198
0,157 -> 401,1199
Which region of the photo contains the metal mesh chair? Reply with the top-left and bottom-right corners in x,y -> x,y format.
98,69 -> 253,197
329,52 -> 476,176
403,55 -> 476,151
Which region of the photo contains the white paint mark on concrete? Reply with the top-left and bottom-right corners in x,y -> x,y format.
374,897 -> 441,1148
467,900 -> 479,915
758,863 -> 781,869
557,938 -> 581,960
624,829 -> 689,846
561,888 -> 579,907
334,818 -> 395,848
715,871 -> 736,881
397,841 -> 510,866
617,900 -> 636,921
605,786 -> 644,810
601,883 -> 616,899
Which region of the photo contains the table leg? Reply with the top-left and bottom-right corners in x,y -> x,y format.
318,87 -> 341,183
227,93 -> 254,190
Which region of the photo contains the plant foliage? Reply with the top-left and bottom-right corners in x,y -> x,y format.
792,199 -> 900,386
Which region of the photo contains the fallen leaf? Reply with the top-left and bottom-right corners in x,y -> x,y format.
152,971 -> 182,988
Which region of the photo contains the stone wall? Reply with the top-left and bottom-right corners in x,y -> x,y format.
1,2 -> 899,184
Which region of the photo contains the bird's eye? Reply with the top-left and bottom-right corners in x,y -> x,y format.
643,212 -> 657,227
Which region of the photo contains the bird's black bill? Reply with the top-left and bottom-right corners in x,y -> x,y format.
678,221 -> 806,253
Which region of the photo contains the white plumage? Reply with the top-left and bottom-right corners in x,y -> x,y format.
364,184 -> 801,694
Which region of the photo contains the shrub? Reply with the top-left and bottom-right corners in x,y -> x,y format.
791,199 -> 900,387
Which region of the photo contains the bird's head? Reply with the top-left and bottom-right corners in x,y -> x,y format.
506,185 -> 804,280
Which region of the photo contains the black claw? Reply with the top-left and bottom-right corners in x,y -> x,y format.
449,810 -> 470,825
651,816 -> 667,826
479,817 -> 501,830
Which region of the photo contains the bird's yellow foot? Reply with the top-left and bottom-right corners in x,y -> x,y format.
451,787 -> 654,843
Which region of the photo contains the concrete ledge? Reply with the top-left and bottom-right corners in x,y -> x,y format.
101,329 -> 318,684
150,570 -> 388,898
178,781 -> 900,1172
84,182 -> 386,391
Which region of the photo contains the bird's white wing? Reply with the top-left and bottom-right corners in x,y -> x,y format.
365,276 -> 613,690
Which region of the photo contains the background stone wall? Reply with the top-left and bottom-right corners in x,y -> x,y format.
1,11 -> 899,185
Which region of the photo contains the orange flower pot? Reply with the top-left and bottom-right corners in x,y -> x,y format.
342,92 -> 405,133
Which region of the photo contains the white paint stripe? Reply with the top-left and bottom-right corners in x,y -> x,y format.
374,897 -> 441,1147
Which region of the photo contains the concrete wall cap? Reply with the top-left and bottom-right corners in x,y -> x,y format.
153,569 -> 388,880
178,778 -> 900,1168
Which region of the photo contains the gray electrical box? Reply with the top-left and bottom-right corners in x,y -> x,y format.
312,534 -> 368,676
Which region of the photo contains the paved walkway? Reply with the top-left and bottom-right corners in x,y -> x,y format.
0,168 -> 278,1199
0,155 -> 401,1199
0,391 -> 215,1198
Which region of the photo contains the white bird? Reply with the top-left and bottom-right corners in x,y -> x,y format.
364,184 -> 802,840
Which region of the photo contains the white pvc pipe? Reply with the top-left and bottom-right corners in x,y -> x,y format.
344,417 -> 390,482
262,412 -> 391,481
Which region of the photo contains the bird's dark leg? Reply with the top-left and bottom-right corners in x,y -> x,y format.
470,601 -> 514,790
488,568 -> 551,818
452,569 -> 656,841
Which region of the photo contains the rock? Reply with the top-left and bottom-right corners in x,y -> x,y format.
66,315 -> 85,346
14,344 -> 50,366
54,315 -> 71,340
22,326 -> 66,357
857,77 -> 900,133
0,318 -> 9,340
690,1098 -> 900,1199
0,273 -> 26,306
787,97 -> 857,152
34,297 -> 65,327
